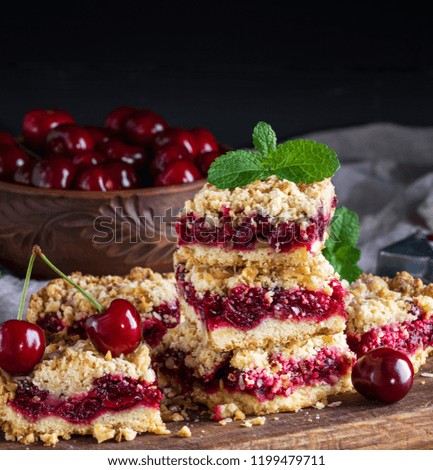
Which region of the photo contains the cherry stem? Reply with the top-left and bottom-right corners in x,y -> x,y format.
32,245 -> 104,314
17,250 -> 37,321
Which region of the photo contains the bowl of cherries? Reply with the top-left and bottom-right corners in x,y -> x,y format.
0,107 -> 225,278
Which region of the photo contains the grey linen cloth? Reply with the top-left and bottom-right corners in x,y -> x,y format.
1,122 -> 432,323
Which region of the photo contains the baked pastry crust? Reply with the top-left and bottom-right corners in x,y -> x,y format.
0,340 -> 167,446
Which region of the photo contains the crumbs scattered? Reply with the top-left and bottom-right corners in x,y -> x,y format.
314,400 -> 327,410
177,426 -> 192,438
241,417 -> 266,427
328,401 -> 342,408
421,380 -> 426,385
420,372 -> 433,378
273,417 -> 280,421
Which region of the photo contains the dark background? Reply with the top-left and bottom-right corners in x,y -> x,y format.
1,2 -> 432,146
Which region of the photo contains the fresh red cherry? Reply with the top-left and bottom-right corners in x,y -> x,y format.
104,106 -> 136,135
195,150 -> 222,175
0,320 -> 46,376
84,126 -> 111,146
14,160 -> 36,185
32,157 -> 76,189
153,128 -> 198,157
72,150 -> 106,169
154,160 -> 201,186
123,110 -> 168,145
75,166 -> 117,191
0,131 -> 15,146
85,299 -> 142,357
150,144 -> 187,176
46,124 -> 94,156
352,347 -> 414,404
0,145 -> 30,180
98,138 -> 147,168
103,161 -> 138,189
190,128 -> 219,154
22,109 -> 74,150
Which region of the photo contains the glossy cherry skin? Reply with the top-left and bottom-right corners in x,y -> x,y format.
190,128 -> 219,154
352,347 -> 414,404
195,150 -> 222,175
0,131 -> 15,146
104,106 -> 136,135
98,138 -> 147,168
150,144 -> 187,176
84,126 -> 111,146
14,160 -> 36,185
123,110 -> 168,145
85,299 -> 142,357
22,109 -> 74,150
72,150 -> 106,169
32,157 -> 76,189
153,128 -> 198,157
46,124 -> 94,156
154,160 -> 201,186
0,320 -> 46,376
74,166 -> 116,191
103,161 -> 138,189
0,145 -> 30,180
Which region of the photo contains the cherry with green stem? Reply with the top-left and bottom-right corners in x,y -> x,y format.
0,249 -> 46,376
35,245 -> 142,357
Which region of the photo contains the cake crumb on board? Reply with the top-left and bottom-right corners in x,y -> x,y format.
176,426 -> 192,438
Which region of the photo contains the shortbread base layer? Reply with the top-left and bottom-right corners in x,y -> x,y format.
192,376 -> 353,416
1,406 -> 167,446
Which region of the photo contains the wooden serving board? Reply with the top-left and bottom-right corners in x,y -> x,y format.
1,357 -> 433,450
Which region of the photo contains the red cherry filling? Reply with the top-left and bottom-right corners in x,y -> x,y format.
347,306 -> 433,358
0,320 -> 46,376
159,347 -> 353,402
177,209 -> 330,252
0,145 -> 30,180
154,160 -> 201,186
104,106 -> 136,135
32,157 -> 76,189
123,110 -> 168,145
352,347 -> 414,403
176,265 -> 346,330
74,167 -> 116,191
153,128 -> 198,157
85,299 -> 142,357
9,374 -> 162,424
46,124 -> 94,156
142,301 -> 180,347
22,109 -> 74,150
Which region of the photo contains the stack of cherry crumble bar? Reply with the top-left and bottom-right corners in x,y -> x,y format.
157,176 -> 355,415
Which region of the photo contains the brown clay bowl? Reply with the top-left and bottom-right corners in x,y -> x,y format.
0,179 -> 205,279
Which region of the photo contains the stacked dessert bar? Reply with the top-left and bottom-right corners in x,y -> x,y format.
158,176 -> 354,415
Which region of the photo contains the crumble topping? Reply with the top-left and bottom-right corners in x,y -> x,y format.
175,250 -> 338,295
5,340 -> 156,398
347,272 -> 433,334
176,425 -> 192,437
27,267 -> 177,329
182,177 -> 335,221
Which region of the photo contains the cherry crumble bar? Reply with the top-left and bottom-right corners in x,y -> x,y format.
27,267 -> 180,348
176,176 -> 336,257
0,339 -> 167,445
346,271 -> 433,372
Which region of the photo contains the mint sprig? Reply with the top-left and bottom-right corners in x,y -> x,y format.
208,121 -> 340,189
323,207 -> 363,283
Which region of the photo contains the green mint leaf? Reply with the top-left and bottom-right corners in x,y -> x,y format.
267,139 -> 340,184
323,207 -> 362,283
252,121 -> 277,156
208,150 -> 269,189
